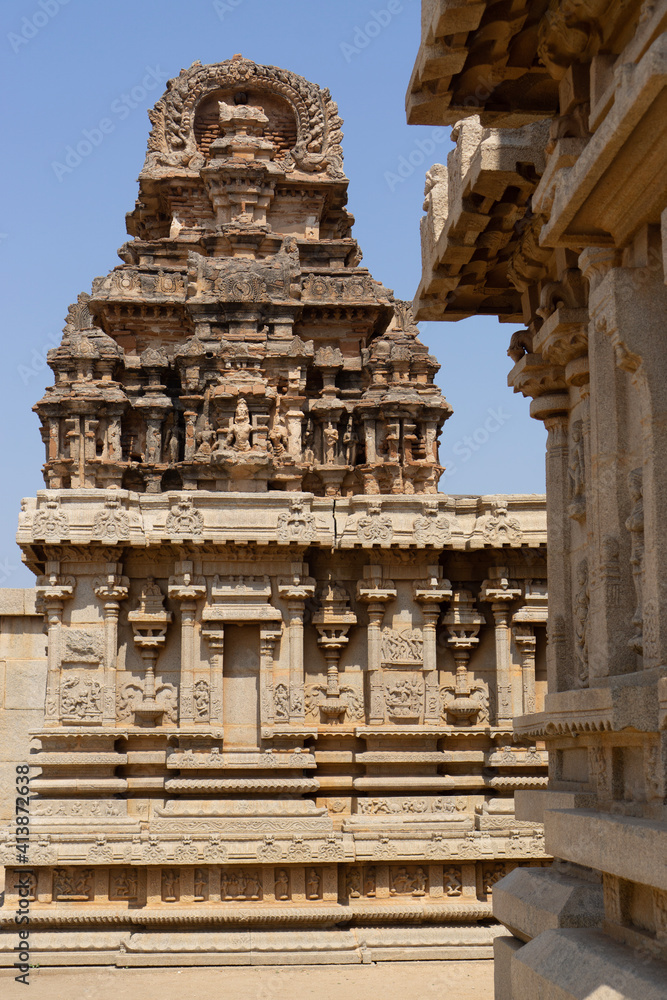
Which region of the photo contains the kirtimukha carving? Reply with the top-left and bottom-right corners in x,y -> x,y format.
2,56 -> 549,966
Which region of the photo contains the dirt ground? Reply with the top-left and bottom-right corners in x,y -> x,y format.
1,960 -> 494,1000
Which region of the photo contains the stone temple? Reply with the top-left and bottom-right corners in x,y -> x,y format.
407,1 -> 667,997
0,57 -> 551,964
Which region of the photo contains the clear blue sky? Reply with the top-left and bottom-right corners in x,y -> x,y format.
0,0 -> 546,586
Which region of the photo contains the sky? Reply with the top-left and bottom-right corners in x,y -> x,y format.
0,0 -> 546,587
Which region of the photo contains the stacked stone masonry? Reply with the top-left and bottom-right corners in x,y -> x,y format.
0,58 -> 550,966
408,3 -> 667,998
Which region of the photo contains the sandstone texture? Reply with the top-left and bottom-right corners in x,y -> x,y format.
0,57 -> 550,966
407,1 -> 667,996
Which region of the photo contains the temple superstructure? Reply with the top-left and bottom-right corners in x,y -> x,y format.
0,57 -> 549,965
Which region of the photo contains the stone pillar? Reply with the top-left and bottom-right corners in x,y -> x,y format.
278,565 -> 315,724
357,565 -> 397,726
480,570 -> 522,726
94,564 -> 129,725
203,630 -> 224,727
36,564 -> 74,726
512,625 -> 536,716
259,626 -> 282,730
169,562 -> 206,727
414,567 -> 452,725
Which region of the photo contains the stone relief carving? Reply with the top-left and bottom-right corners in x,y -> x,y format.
601,535 -> 621,605
257,835 -> 283,862
273,683 -> 290,722
166,497 -> 204,537
194,868 -> 209,901
161,868 -> 180,902
60,674 -> 103,721
443,866 -> 463,896
33,498 -> 70,540
357,502 -> 393,542
274,869 -> 290,900
389,865 -> 428,896
476,501 -> 522,545
193,678 -> 210,720
92,497 -> 130,542
53,868 -> 94,901
318,835 -> 345,861
110,869 -> 138,900
276,499 -> 316,543
202,835 -> 228,863
221,869 -> 262,901
380,627 -> 423,663
142,838 -> 167,864
625,468 -> 644,654
574,559 -> 590,687
287,836 -> 312,862
117,681 -> 177,724
62,629 -> 104,663
87,835 -> 113,862
568,419 -> 586,521
304,681 -> 365,723
412,501 -> 451,544
385,674 -> 424,720
482,862 -> 507,895
174,837 -> 199,863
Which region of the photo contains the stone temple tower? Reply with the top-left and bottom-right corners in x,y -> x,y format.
1,58 -> 550,964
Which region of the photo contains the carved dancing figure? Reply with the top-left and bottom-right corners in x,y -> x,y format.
345,868 -> 361,897
306,869 -> 321,899
412,867 -> 427,896
275,869 -> 290,900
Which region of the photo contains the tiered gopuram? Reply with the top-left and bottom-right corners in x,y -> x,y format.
0,57 -> 549,964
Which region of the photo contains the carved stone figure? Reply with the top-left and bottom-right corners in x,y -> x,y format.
625,468 -> 644,654
306,869 -> 321,899
227,399 -> 253,452
275,869 -> 290,901
568,420 -> 586,521
574,559 -> 590,687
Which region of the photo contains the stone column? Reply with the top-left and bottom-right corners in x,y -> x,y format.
94,564 -> 129,725
203,630 -> 224,727
414,567 -> 452,725
259,626 -> 282,730
512,625 -> 536,715
36,565 -> 74,726
278,565 -> 315,724
357,565 -> 397,726
480,570 -> 522,726
169,562 -> 206,727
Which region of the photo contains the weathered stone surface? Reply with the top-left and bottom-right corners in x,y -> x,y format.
0,57 -> 549,965
407,0 -> 667,992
